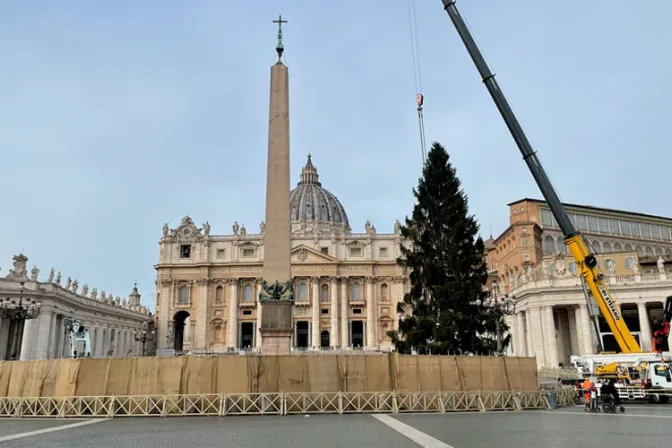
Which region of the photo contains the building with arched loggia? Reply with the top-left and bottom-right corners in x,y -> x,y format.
486,198 -> 672,367
155,155 -> 411,354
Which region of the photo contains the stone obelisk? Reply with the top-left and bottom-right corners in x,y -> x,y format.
258,15 -> 294,355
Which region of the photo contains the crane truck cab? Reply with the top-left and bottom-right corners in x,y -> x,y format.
570,354 -> 672,403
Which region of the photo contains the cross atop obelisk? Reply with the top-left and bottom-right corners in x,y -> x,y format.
273,14 -> 288,61
258,14 -> 293,355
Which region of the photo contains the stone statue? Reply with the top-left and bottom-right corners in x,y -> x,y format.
6,254 -> 28,280
631,258 -> 639,274
82,284 -> 89,296
47,268 -> 55,283
606,259 -> 616,275
55,271 -> 61,285
71,279 -> 79,293
115,296 -> 121,305
163,223 -> 169,238
240,225 -> 247,236
91,288 -> 98,300
107,293 -> 114,303
233,221 -> 240,235
260,221 -> 265,234
365,220 -> 372,234
30,265 -> 39,281
65,277 -> 72,289
100,290 -> 106,301
394,219 -> 401,235
203,221 -> 211,237
522,266 -> 530,284
657,256 -> 665,273
122,297 -> 128,307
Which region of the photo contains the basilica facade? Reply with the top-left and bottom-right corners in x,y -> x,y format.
155,155 -> 410,354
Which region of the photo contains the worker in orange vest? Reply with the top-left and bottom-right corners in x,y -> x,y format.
582,377 -> 593,410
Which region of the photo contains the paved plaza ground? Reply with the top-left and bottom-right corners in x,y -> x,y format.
0,404 -> 670,447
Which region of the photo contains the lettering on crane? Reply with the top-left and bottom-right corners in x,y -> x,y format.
598,283 -> 621,321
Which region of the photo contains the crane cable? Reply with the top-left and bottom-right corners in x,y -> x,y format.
407,0 -> 426,164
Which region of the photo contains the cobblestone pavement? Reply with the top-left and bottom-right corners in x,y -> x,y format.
0,405 -> 670,447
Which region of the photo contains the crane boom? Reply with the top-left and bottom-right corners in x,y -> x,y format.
439,0 -> 642,353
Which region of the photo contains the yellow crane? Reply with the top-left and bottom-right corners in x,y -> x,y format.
437,0 -> 642,353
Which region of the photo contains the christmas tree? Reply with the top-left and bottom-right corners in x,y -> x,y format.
388,142 -> 507,355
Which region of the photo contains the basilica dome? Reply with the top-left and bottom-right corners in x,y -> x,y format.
290,154 -> 350,231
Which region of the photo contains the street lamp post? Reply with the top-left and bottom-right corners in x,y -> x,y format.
476,294 -> 517,355
134,323 -> 154,356
0,281 -> 41,360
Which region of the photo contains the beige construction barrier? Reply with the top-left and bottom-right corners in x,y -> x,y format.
0,354 -> 565,418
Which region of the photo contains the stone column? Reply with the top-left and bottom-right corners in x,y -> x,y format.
330,277 -> 339,348
47,312 -> 58,358
255,278 -> 262,349
366,278 -> 375,350
311,277 -> 320,349
515,312 -> 527,356
20,316 -> 41,360
525,311 -> 533,359
568,308 -> 580,355
158,280 -> 171,349
228,280 -> 238,350
340,280 -> 349,347
579,304 -> 594,354
637,302 -> 652,351
530,308 -> 546,367
195,279 -> 209,351
543,306 -> 559,367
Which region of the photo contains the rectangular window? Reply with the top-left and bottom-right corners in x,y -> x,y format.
350,247 -> 362,257
587,215 -> 599,232
625,257 -> 633,268
641,223 -> 651,239
523,237 -> 530,246
379,247 -> 388,257
575,214 -> 588,231
651,225 -> 662,240
352,308 -> 362,314
216,249 -> 226,259
524,254 -> 530,261
598,217 -> 609,233
665,227 -> 672,241
179,244 -> 192,259
320,247 -> 329,255
541,209 -> 554,227
242,310 -> 252,316
619,220 -> 631,236
242,248 -> 255,257
321,308 -> 329,315
608,219 -> 620,235
630,222 -> 641,237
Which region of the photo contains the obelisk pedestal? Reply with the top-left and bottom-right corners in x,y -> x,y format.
258,15 -> 294,355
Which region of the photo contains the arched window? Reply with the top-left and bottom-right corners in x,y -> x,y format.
635,246 -> 643,256
214,323 -> 222,342
351,283 -> 361,301
645,246 -> 654,257
178,286 -> 189,304
655,247 -> 664,256
297,283 -> 308,301
215,285 -> 224,304
543,235 -> 556,254
380,283 -> 389,301
243,284 -> 253,302
665,248 -> 672,257
320,284 -> 329,302
613,242 -> 622,252
591,241 -> 601,254
556,237 -> 567,254
624,244 -> 633,252
602,242 -> 612,253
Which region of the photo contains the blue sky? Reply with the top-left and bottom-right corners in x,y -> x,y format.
1,1 -> 670,310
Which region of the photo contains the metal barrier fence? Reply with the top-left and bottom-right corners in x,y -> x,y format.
0,389 -> 577,418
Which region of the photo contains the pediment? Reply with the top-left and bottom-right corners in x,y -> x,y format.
291,245 -> 338,263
